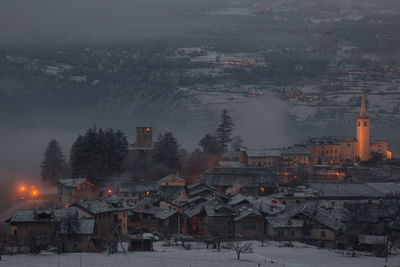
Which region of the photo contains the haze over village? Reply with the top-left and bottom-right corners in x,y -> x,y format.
1,0 -> 400,266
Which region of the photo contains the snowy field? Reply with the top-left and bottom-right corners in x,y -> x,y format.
1,241 -> 400,267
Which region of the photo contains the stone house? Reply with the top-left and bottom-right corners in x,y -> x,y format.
73,198 -> 130,239
128,206 -> 179,235
266,216 -> 303,241
58,178 -> 95,206
233,209 -> 265,239
60,218 -> 95,252
8,208 -> 77,244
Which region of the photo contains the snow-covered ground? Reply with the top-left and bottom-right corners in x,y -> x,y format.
1,241 -> 399,267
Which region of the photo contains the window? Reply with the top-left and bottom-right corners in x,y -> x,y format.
278,230 -> 284,237
321,231 -> 326,237
364,122 -> 367,126
358,122 -> 360,126
347,144 -> 350,147
242,221 -> 256,230
291,230 -> 295,237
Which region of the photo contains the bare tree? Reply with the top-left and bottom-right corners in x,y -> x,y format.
0,225 -> 8,260
232,241 -> 253,260
204,221 -> 225,251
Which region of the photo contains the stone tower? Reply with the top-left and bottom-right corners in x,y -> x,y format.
135,127 -> 153,148
356,93 -> 370,161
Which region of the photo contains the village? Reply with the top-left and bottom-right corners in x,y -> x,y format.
1,94 -> 400,267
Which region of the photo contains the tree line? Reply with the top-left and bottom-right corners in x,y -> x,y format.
40,109 -> 242,185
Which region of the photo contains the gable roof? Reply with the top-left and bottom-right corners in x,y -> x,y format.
159,174 -> 185,184
266,216 -> 304,228
132,206 -> 176,220
201,167 -> 277,188
298,204 -> 346,232
74,199 -> 131,214
59,178 -> 94,188
10,208 -> 77,223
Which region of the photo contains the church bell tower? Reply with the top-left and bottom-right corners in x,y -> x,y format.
356,93 -> 370,161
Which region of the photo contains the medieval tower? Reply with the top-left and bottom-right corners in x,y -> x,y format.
356,93 -> 370,161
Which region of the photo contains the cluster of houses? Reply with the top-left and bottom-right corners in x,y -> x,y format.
4,171 -> 400,255
2,96 -> 399,255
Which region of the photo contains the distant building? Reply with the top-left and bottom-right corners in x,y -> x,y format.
159,174 -> 185,186
58,178 -> 95,207
8,208 -> 77,243
135,127 -> 153,148
201,167 -> 278,196
73,197 -> 131,238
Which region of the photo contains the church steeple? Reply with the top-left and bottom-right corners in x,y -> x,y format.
360,92 -> 367,118
356,91 -> 370,161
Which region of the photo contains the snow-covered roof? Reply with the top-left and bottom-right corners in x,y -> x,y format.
119,182 -> 158,193
301,136 -> 339,146
201,167 -> 277,187
309,182 -> 384,198
280,145 -> 310,155
132,206 -> 176,220
299,204 -> 346,232
10,208 -> 77,223
266,217 -> 304,228
229,194 -> 250,206
233,204 -> 262,221
159,174 -> 185,184
59,178 -> 93,188
135,197 -> 161,208
246,149 -> 282,158
74,199 -> 130,214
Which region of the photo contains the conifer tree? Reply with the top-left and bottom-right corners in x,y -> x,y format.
199,134 -> 220,155
215,109 -> 234,154
41,139 -> 66,184
70,127 -> 129,184
152,132 -> 181,177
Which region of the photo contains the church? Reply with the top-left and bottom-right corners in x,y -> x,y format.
241,93 -> 392,168
302,93 -> 391,164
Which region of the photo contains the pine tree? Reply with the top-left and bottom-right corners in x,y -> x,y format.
152,132 -> 181,177
215,109 -> 234,154
41,139 -> 66,184
70,127 -> 129,184
199,134 -> 220,155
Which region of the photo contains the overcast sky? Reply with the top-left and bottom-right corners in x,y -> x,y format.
0,0 -> 225,45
